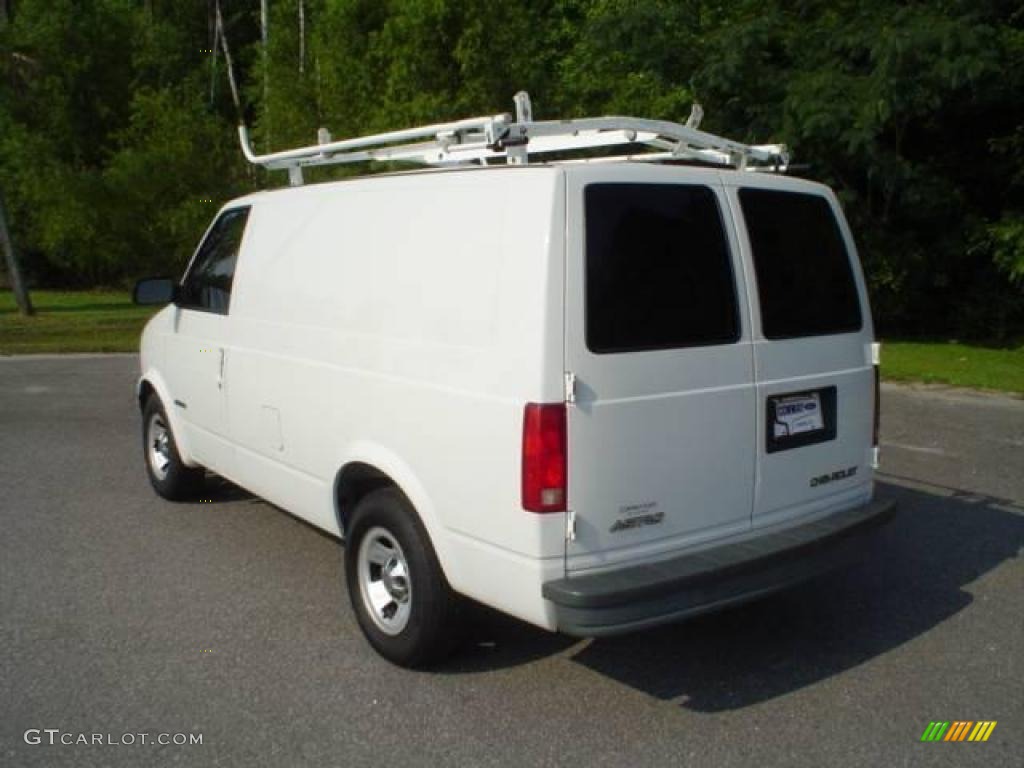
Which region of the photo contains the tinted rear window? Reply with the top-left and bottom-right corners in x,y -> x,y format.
739,188 -> 862,339
585,184 -> 739,353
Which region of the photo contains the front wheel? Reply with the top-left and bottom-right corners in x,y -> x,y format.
345,488 -> 461,667
142,396 -> 204,501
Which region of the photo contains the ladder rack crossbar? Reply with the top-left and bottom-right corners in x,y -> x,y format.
239,114 -> 505,167
239,92 -> 789,184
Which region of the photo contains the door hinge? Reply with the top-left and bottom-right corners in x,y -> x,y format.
566,509 -> 577,541
563,371 -> 577,405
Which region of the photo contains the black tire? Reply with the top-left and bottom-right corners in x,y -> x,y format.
345,487 -> 462,667
141,395 -> 204,501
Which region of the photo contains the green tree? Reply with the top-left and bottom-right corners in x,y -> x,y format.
0,0 -> 1020,338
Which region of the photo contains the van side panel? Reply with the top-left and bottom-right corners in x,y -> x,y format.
223,169 -> 566,629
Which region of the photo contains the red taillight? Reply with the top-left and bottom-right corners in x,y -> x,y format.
521,403 -> 567,513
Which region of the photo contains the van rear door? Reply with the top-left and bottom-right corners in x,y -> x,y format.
563,167 -> 756,573
729,182 -> 875,528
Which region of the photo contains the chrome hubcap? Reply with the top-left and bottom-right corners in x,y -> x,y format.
357,527 -> 412,635
147,413 -> 172,481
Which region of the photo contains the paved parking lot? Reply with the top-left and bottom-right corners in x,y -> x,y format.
1,355 -> 1021,767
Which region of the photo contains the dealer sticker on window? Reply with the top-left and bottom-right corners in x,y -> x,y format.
772,393 -> 824,438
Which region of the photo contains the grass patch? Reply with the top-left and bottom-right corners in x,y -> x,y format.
0,290 -> 158,354
882,339 -> 1024,395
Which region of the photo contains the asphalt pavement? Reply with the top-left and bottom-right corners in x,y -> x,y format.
1,356 -> 1021,767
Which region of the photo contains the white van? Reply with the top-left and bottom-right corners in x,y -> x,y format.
134,96 -> 895,666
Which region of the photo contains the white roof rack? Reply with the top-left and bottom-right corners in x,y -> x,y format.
239,91 -> 789,186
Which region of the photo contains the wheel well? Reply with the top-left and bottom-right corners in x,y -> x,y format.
138,380 -> 155,410
334,463 -> 395,535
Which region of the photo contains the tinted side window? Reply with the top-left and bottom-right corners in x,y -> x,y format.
178,207 -> 250,314
585,184 -> 739,354
739,189 -> 862,339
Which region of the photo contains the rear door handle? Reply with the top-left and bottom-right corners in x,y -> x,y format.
217,348 -> 225,390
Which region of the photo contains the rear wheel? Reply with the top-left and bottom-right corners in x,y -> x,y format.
345,488 -> 461,667
142,396 -> 204,500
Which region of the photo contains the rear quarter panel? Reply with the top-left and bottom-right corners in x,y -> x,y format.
223,168 -> 568,627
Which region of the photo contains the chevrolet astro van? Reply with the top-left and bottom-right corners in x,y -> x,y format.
133,99 -> 895,666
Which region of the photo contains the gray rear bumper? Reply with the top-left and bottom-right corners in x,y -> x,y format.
543,497 -> 896,637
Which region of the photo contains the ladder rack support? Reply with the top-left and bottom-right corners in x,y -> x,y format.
238,92 -> 789,183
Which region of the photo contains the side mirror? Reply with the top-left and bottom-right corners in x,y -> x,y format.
132,277 -> 177,306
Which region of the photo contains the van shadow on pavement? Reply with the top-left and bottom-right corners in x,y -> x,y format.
443,481 -> 1023,712
198,473 -> 259,504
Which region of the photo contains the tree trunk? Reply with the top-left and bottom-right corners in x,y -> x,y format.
209,3 -> 219,107
316,52 -> 323,123
214,0 -> 243,123
298,0 -> 305,76
0,187 -> 34,316
261,0 -> 270,148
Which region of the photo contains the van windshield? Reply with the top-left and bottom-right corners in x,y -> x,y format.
584,183 -> 739,354
739,188 -> 862,339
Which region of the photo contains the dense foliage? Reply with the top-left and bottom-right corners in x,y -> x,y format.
1,0 -> 1021,338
